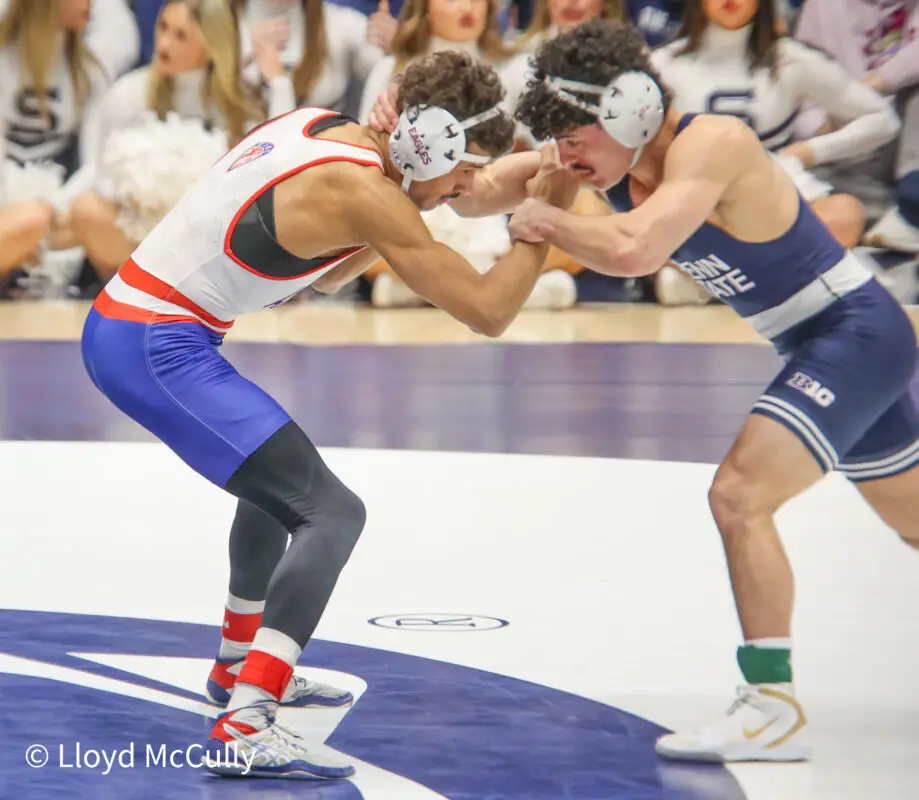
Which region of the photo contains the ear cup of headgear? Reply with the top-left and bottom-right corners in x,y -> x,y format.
596,71 -> 665,149
389,105 -> 471,186
543,70 -> 665,151
389,104 -> 500,191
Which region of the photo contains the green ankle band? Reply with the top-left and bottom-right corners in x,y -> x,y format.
737,644 -> 792,684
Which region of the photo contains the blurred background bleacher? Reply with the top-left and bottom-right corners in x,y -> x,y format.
0,0 -> 916,310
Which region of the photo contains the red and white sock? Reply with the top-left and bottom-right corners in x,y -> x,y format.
225,627 -> 302,714
218,593 -> 264,661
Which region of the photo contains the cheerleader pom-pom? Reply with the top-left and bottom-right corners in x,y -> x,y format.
0,159 -> 65,205
421,205 -> 511,274
101,112 -> 229,241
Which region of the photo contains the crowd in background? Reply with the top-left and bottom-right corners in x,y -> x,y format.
0,0 -> 916,310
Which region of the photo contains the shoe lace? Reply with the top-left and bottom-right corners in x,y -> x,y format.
271,721 -> 313,753
289,674 -> 339,696
290,674 -> 314,692
727,685 -> 763,716
228,720 -> 315,766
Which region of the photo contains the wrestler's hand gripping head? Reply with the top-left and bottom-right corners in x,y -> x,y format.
388,103 -> 505,210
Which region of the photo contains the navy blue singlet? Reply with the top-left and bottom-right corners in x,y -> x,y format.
606,114 -> 869,339
604,113 -> 919,480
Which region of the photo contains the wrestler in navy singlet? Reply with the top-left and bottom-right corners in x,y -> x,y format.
606,114 -> 919,480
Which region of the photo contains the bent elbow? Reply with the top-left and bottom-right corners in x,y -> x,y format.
475,311 -> 510,338
474,325 -> 504,338
471,300 -> 516,338
486,319 -> 513,338
616,239 -> 657,277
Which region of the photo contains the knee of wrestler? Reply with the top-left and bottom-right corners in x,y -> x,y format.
707,461 -> 766,536
321,480 -> 367,563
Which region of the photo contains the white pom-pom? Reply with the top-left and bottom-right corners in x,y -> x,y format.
100,112 -> 229,241
0,159 -> 65,204
421,205 -> 511,274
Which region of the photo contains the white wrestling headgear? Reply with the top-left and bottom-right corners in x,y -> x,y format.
389,104 -> 503,191
543,71 -> 665,167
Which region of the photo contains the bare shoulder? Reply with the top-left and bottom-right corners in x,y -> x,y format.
300,159 -> 431,245
665,115 -> 764,177
327,160 -> 399,201
285,159 -> 399,211
672,114 -> 761,155
286,158 -> 380,193
332,162 -> 419,221
665,115 -> 797,233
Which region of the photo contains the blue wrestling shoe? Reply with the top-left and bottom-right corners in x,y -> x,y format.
205,656 -> 354,708
205,702 -> 355,780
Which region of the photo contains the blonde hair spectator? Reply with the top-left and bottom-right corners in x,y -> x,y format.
68,0 -> 286,286
150,0 -> 263,146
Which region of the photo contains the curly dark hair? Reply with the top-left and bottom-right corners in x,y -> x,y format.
397,50 -> 515,157
515,19 -> 674,142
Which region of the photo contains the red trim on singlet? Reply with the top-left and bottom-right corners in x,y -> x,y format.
92,259 -> 234,333
222,154 -> 383,281
301,110 -> 383,158
231,108 -> 303,151
93,289 -> 216,329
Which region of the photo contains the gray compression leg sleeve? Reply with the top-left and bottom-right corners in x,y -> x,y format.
227,500 -> 289,602
225,422 -> 366,647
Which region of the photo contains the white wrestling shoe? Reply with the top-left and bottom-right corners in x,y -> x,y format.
655,684 -> 811,763
205,702 -> 355,780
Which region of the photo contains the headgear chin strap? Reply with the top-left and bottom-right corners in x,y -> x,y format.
544,71 -> 665,167
389,104 -> 502,191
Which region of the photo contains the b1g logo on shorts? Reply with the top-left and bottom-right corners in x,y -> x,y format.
786,371 -> 836,408
228,142 -> 274,171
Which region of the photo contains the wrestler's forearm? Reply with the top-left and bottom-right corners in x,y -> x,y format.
534,206 -> 656,277
450,152 -> 540,218
480,240 -> 549,327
